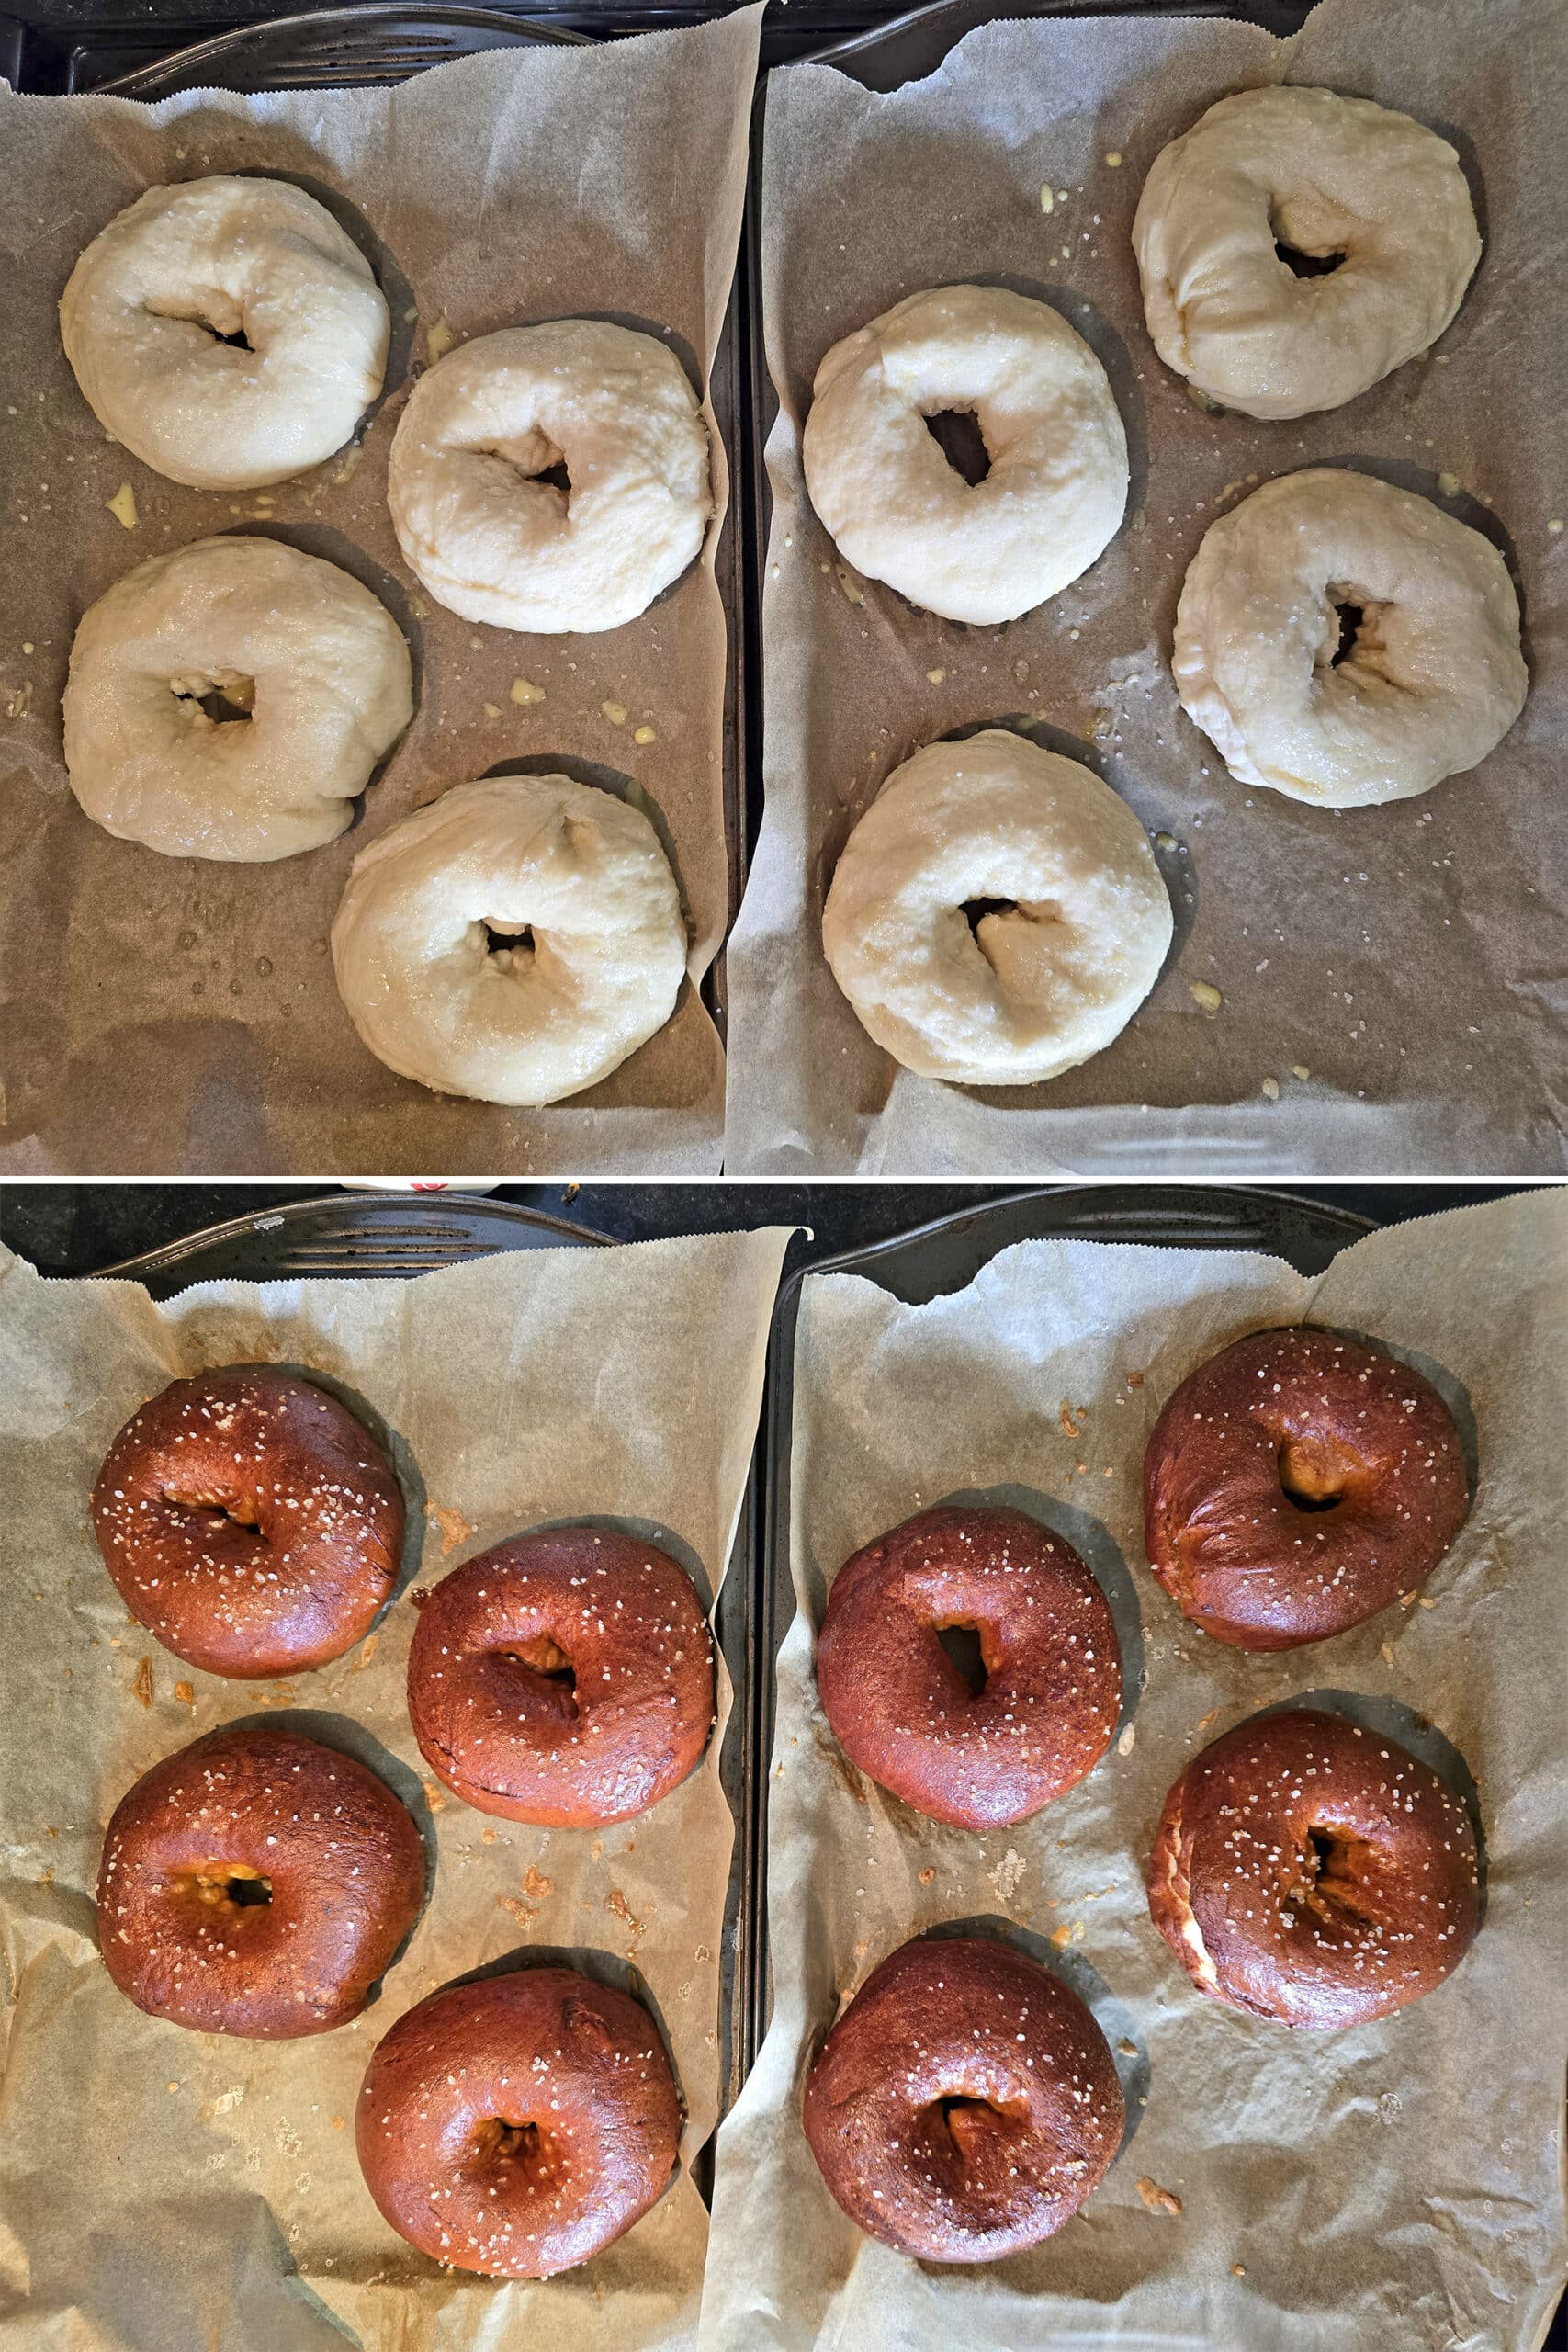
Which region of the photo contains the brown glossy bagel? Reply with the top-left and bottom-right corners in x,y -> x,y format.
406,1527 -> 715,1827
1143,1327 -> 1467,1650
356,1966 -> 681,2277
816,1505 -> 1122,1829
1147,1707 -> 1480,2030
804,1935 -> 1123,2261
92,1368 -> 404,1679
98,1724 -> 424,2038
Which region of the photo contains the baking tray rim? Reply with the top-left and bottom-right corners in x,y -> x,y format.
748,1179 -> 1380,2058
68,1187 -> 759,2205
41,0 -> 750,1140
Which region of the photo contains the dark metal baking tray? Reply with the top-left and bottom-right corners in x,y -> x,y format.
98,1187 -> 758,2197
31,1 -> 749,1041
735,0 -> 1314,861
748,1182 -> 1376,2058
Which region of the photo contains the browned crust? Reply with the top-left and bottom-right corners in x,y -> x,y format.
356,1967 -> 680,2277
406,1527 -> 715,1828
1145,1708 -> 1480,2029
803,1935 -> 1123,2260
816,1504 -> 1122,1829
1143,1327 -> 1467,1651
92,1367 -> 403,1678
97,1724 -> 424,2038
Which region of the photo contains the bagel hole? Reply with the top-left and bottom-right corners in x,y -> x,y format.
170,674 -> 254,727
482,2117 -> 541,2165
1277,1442 -> 1344,1513
923,408 -> 991,487
163,1486 -> 261,1530
484,922 -> 535,961
961,897 -> 1016,938
1270,218 -> 1346,279
203,322 -> 253,350
935,1622 -> 988,1698
503,1634 -> 579,1715
189,1863 -> 272,1909
533,459 -> 571,495
1329,602 -> 1365,668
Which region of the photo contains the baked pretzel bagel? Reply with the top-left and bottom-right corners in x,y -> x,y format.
803,1934 -> 1124,2260
1147,1707 -> 1481,2028
1143,1326 -> 1467,1650
98,1724 -> 424,2037
406,1526 -> 715,1826
356,1966 -> 681,2276
815,1504 -> 1122,1829
92,1368 -> 404,1678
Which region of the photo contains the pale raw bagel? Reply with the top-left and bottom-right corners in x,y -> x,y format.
1133,86 -> 1480,420
1173,469 -> 1526,808
60,175 -> 389,490
386,321 -> 711,633
802,285 -> 1128,626
63,535 -> 413,862
331,775 -> 687,1104
822,729 -> 1171,1086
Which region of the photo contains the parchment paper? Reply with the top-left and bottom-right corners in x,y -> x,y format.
0,6 -> 763,1176
703,1192 -> 1568,2349
0,1220 -> 792,2351
725,0 -> 1568,1174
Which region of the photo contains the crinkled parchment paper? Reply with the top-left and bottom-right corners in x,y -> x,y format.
704,1192 -> 1568,2350
725,0 -> 1568,1173
0,1221 -> 791,2351
0,6 -> 763,1175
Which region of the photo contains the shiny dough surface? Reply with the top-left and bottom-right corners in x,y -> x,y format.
822,729 -> 1171,1086
61,175 -> 389,490
1133,86 -> 1480,420
802,283 -> 1128,625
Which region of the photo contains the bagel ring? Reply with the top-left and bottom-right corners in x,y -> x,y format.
1173,469 -> 1526,807
1148,1708 -> 1481,2027
387,320 -> 711,632
61,175 -> 389,489
406,1526 -> 716,1827
1143,1324 -> 1469,1651
98,1724 -> 424,2038
331,774 -> 687,1104
804,1934 -> 1124,2260
91,1365 -> 405,1678
816,1504 -> 1122,1829
1132,86 -> 1480,419
63,534 -> 414,862
357,1966 -> 681,2276
822,728 -> 1171,1086
802,283 -> 1128,624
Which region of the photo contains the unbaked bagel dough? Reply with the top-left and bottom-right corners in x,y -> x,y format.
801,284 -> 1129,625
61,175 -> 389,490
386,321 -> 711,633
1173,469 -> 1526,807
822,729 -> 1171,1086
332,775 -> 687,1103
1133,86 -> 1480,419
63,535 -> 413,862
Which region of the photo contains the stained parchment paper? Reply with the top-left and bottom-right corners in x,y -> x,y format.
725,0 -> 1568,1174
0,6 -> 763,1176
0,1221 -> 791,2351
703,1192 -> 1568,2350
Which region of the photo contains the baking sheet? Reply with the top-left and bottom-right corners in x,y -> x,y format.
702,1191 -> 1568,2349
0,6 -> 763,1176
0,1221 -> 791,2351
724,0 -> 1568,1174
